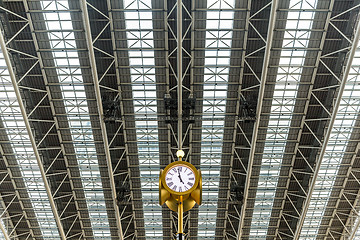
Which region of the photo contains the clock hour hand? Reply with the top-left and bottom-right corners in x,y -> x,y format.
178,169 -> 184,184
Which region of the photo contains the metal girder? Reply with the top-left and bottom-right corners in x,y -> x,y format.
269,0 -> 335,237
79,0 -> 124,238
218,0 -> 251,237
237,0 -> 278,238
18,1 -> 93,237
321,135 -> 360,237
0,21 -> 66,240
88,0 -> 146,238
0,145 -> 35,238
293,14 -> 360,240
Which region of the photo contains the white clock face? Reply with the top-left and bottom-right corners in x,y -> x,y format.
165,165 -> 196,193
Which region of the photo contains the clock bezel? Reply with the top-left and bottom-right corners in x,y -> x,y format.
161,161 -> 199,196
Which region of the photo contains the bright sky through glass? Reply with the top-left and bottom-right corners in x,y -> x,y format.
0,51 -> 60,239
199,0 -> 234,238
0,220 -> 6,239
40,0 -> 111,237
249,0 -> 317,238
123,0 -> 162,238
355,217 -> 360,238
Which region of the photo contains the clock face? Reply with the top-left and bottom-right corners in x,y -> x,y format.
165,165 -> 196,193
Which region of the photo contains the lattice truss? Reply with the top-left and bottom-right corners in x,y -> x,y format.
0,0 -> 359,240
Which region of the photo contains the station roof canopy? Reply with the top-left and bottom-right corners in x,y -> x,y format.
0,0 -> 360,239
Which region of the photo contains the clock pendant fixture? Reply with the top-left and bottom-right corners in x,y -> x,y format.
159,150 -> 202,212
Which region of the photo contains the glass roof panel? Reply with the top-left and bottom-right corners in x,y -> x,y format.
40,1 -> 111,237
199,0 -> 235,239
354,216 -> 360,238
0,222 -> 5,239
122,0 -> 161,239
299,37 -> 360,239
249,0 -> 317,238
0,52 -> 60,239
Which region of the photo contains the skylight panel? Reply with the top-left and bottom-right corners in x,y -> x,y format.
0,52 -> 60,239
40,1 -> 112,237
354,217 -> 360,238
122,0 -> 161,238
249,0 -> 317,238
199,0 -> 235,239
299,37 -> 360,239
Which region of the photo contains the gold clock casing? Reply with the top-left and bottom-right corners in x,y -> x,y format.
159,161 -> 202,212
161,161 -> 199,196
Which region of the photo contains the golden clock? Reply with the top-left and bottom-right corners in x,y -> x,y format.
159,160 -> 202,212
159,150 -> 202,240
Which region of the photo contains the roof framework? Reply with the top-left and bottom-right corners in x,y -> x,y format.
0,0 -> 359,240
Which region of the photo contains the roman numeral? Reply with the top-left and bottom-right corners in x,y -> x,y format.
187,172 -> 192,176
166,177 -> 172,181
179,187 -> 182,192
168,182 -> 173,187
184,186 -> 188,190
187,182 -> 193,187
184,168 -> 187,173
178,167 -> 182,172
189,178 -> 194,180
172,185 -> 177,191
172,168 -> 177,172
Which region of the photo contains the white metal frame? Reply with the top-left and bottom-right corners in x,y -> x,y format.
293,11 -> 360,240
237,0 -> 278,238
79,1 -> 124,238
0,19 -> 66,239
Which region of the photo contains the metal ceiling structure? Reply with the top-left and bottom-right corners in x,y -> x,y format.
0,0 -> 360,239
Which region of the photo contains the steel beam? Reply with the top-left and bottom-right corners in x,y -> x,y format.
0,21 -> 66,240
106,0 -> 142,237
322,140 -> 360,238
220,0 -> 251,237
79,0 -> 124,238
271,0 -> 335,237
237,0 -> 278,238
0,145 -> 35,238
293,16 -> 360,240
21,1 -> 91,237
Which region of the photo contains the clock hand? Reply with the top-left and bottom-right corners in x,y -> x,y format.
178,169 -> 184,184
